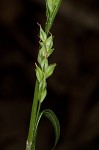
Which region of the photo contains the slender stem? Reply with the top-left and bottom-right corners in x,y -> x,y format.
26,79 -> 39,150
32,102 -> 41,150
36,102 -> 41,122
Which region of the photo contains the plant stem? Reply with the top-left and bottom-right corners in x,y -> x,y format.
36,102 -> 41,122
26,79 -> 39,150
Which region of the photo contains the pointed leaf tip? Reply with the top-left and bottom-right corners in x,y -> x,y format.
45,63 -> 56,78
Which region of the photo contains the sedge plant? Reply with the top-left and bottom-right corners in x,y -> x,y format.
26,0 -> 62,150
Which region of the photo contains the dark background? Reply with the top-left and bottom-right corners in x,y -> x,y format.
0,0 -> 99,149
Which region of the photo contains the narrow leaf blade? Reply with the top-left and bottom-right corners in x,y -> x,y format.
40,109 -> 60,150
32,109 -> 60,150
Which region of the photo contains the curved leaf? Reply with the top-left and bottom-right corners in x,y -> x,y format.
34,109 -> 60,150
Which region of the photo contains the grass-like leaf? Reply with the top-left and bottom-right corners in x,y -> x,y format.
35,109 -> 60,150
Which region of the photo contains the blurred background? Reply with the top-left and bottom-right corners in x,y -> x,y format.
0,0 -> 99,149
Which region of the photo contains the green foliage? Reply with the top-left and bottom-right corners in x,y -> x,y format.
45,63 -> 56,78
40,109 -> 60,150
37,27 -> 56,103
36,109 -> 60,150
46,0 -> 62,34
26,0 -> 62,150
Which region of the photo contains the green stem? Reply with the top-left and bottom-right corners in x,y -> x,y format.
32,102 -> 41,150
26,80 -> 39,150
36,102 -> 41,121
